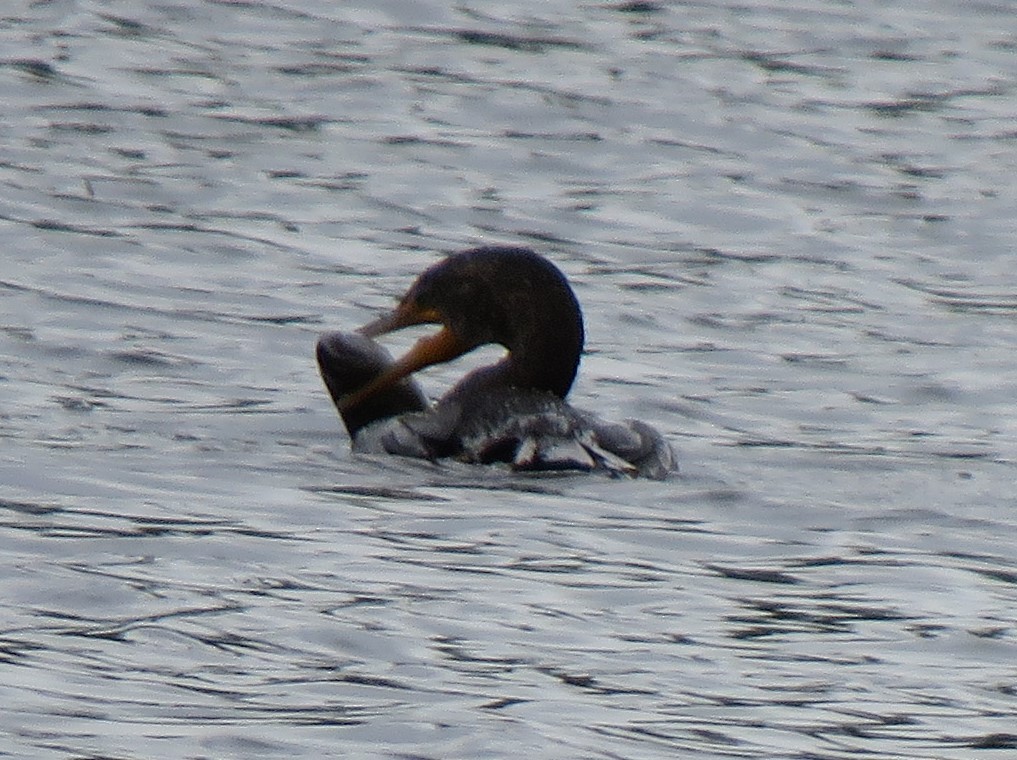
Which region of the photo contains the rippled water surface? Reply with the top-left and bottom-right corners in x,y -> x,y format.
3,1 -> 1017,757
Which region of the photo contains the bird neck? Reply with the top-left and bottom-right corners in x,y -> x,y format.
502,322 -> 582,398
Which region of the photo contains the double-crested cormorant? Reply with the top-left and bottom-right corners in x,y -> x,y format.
316,246 -> 675,478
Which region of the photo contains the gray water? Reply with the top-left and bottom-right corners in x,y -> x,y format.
2,1 -> 1017,758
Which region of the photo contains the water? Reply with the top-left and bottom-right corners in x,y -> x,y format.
2,1 -> 1016,757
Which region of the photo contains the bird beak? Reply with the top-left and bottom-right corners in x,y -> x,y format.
358,300 -> 434,338
340,303 -> 467,411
